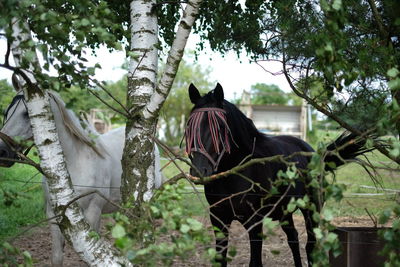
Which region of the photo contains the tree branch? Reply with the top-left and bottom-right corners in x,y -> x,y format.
188,151 -> 313,184
280,48 -> 400,164
366,0 -> 389,44
90,79 -> 130,117
87,88 -> 129,117
143,0 -> 203,119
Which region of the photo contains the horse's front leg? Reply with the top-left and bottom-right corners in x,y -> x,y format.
210,214 -> 232,267
46,197 -> 65,267
84,195 -> 105,231
281,214 -> 302,267
301,208 -> 318,267
245,222 -> 263,267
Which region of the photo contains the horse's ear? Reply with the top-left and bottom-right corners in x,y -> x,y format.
214,83 -> 224,102
189,83 -> 201,104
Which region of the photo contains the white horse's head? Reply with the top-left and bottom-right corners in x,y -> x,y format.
0,91 -> 33,167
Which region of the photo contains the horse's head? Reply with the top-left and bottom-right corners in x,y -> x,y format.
0,92 -> 32,167
185,83 -> 235,177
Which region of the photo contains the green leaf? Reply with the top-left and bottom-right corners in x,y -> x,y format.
180,224 -> 190,233
388,78 -> 400,91
332,0 -> 342,10
271,249 -> 280,255
286,169 -> 296,179
24,50 -> 36,62
22,250 -> 33,264
287,199 -> 297,213
323,208 -> 334,221
87,67 -> 96,76
88,230 -> 100,240
312,212 -> 320,223
186,218 -> 203,231
326,232 -> 338,244
313,228 -> 323,239
228,247 -> 237,257
379,209 -> 392,224
40,13 -> 47,21
387,68 -> 399,78
111,224 -> 126,238
81,18 -> 90,26
296,198 -> 306,209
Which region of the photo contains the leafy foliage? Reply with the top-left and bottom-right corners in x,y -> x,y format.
250,83 -> 302,105
379,205 -> 400,265
0,0 -> 128,91
0,242 -> 32,267
109,183 -> 214,266
194,0 -> 400,136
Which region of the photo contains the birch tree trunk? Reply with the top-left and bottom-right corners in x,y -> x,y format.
122,0 -> 202,210
10,19 -> 131,267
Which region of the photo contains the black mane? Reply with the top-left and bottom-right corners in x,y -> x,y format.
222,100 -> 265,155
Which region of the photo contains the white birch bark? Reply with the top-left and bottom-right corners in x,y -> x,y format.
122,0 -> 203,206
144,0 -> 203,119
10,19 -> 131,267
122,0 -> 159,204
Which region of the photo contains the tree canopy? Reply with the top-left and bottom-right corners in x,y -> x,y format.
190,0 -> 400,162
250,83 -> 303,106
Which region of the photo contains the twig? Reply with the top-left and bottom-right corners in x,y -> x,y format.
189,151 -> 312,184
6,214 -> 61,242
364,207 -> 378,228
87,88 -> 129,117
366,0 -> 389,44
153,137 -> 202,177
90,79 -> 130,116
152,137 -> 210,222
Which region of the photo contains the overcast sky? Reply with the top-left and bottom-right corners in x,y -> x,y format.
0,34 -> 291,101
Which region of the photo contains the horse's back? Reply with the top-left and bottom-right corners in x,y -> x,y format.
263,135 -> 313,168
97,126 -> 163,193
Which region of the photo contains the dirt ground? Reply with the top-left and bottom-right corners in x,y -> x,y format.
12,216 -> 378,266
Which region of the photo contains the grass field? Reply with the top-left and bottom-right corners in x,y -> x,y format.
0,160 -> 44,241
325,151 -> 400,217
1,145 -> 399,241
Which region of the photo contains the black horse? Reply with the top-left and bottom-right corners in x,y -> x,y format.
185,83 -> 370,267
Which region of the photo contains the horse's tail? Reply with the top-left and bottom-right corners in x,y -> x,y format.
324,132 -> 374,171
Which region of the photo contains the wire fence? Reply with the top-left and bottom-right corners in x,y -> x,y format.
1,171 -> 398,250
2,176 -> 399,199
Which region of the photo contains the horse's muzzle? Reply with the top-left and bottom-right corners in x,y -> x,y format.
0,137 -> 17,167
0,149 -> 16,167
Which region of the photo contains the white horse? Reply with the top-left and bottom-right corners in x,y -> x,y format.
0,90 -> 163,266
